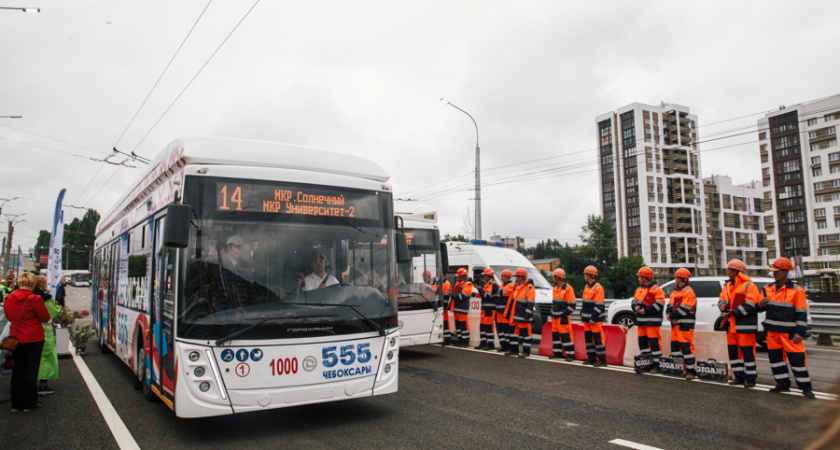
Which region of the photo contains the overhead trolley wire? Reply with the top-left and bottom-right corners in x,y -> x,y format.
403,98 -> 840,201
131,0 -> 262,156
113,0 -> 214,150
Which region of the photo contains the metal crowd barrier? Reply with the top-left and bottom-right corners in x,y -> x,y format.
810,303 -> 840,339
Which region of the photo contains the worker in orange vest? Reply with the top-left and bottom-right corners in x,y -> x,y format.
633,266 -> 666,372
451,268 -> 473,348
718,259 -> 761,388
430,272 -> 452,346
495,269 -> 516,353
504,268 -> 535,358
477,268 -> 500,350
581,266 -> 607,367
757,258 -> 814,398
550,268 -> 576,361
667,268 -> 698,379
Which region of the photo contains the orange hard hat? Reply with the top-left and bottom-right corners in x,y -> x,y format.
727,259 -> 746,272
770,258 -> 793,272
584,265 -> 598,276
675,268 -> 691,279
456,268 -> 468,277
514,268 -> 527,277
553,268 -> 566,279
423,270 -> 432,277
637,267 -> 654,278
501,269 -> 513,278
482,268 -> 495,277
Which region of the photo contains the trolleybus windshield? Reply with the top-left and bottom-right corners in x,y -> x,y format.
397,228 -> 441,311
179,176 -> 398,341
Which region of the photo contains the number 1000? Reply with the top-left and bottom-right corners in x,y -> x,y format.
270,357 -> 298,376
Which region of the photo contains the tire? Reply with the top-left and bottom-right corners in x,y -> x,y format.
614,313 -> 636,329
135,335 -> 155,401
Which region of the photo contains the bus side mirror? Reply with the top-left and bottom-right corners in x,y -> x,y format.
396,232 -> 410,263
163,204 -> 192,248
440,242 -> 449,274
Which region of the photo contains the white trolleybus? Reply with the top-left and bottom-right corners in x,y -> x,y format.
394,203 -> 448,347
92,137 -> 407,418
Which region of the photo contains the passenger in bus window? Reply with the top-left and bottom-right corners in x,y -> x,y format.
304,252 -> 339,291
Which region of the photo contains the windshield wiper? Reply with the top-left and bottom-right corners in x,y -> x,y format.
286,302 -> 386,337
215,317 -> 276,346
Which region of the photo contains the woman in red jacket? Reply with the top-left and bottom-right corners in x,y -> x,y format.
4,272 -> 51,412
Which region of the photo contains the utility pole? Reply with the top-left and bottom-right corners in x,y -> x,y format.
3,213 -> 24,274
0,197 -> 17,272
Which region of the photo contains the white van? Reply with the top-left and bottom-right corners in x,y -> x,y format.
444,240 -> 553,333
606,276 -> 812,346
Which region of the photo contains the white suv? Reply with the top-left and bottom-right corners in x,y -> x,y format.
605,276 -> 812,346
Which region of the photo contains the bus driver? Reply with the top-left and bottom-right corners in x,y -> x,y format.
304,252 -> 340,291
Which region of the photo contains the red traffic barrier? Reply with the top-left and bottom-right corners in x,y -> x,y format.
539,320 -> 627,365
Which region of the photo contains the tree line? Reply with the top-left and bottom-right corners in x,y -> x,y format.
35,209 -> 100,271
518,215 -> 646,299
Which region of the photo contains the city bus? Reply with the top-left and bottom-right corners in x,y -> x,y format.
92,137 -> 405,418
394,203 -> 448,347
69,270 -> 92,287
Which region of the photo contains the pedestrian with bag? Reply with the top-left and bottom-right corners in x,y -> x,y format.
34,275 -> 61,395
3,272 -> 51,412
581,266 -> 607,367
718,259 -> 761,388
757,258 -> 815,398
667,268 -> 698,380
549,269 -> 576,361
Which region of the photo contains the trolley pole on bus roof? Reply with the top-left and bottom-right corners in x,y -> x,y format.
440,98 -> 481,240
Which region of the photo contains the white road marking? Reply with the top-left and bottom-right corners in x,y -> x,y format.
440,344 -> 838,400
70,340 -> 140,450
609,438 -> 664,449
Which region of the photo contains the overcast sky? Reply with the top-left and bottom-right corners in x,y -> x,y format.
2,1 -> 839,255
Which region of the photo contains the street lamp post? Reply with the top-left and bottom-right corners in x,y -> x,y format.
440,98 -> 481,240
0,7 -> 40,12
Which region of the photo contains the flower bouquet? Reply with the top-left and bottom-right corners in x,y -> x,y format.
56,307 -> 90,329
71,324 -> 96,356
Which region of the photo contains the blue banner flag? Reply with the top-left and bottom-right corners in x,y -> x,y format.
47,188 -> 66,298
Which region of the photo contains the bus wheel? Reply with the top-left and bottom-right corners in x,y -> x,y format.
135,338 -> 155,401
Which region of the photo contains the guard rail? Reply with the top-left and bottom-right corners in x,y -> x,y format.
810,302 -> 840,337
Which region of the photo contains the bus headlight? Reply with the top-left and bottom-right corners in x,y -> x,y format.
389,337 -> 396,347
189,351 -> 200,362
384,364 -> 392,374
199,382 -> 211,392
387,351 -> 394,360
194,367 -> 205,377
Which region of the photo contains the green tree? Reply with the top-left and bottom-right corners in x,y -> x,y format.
442,233 -> 469,242
579,215 -> 617,275
63,209 -> 100,270
607,256 -> 646,298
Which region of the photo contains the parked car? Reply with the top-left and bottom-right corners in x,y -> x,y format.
606,276 -> 812,347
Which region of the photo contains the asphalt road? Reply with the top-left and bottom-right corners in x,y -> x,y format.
1,287 -> 836,449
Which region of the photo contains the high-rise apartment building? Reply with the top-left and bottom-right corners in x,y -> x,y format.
703,175 -> 767,276
596,103 -> 707,277
761,94 -> 840,290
